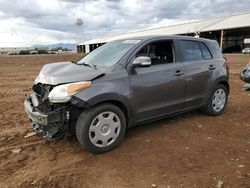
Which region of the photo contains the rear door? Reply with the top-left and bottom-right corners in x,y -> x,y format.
179,40 -> 213,108
128,40 -> 186,121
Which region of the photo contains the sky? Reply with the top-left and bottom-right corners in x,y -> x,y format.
0,0 -> 249,47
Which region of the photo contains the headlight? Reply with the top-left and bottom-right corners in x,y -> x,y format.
48,81 -> 91,103
34,75 -> 40,84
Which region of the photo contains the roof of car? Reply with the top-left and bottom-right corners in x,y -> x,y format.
116,35 -> 215,43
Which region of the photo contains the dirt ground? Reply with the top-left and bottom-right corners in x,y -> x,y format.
0,54 -> 250,188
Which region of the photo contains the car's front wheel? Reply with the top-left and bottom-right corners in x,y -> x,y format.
76,103 -> 126,154
203,84 -> 228,116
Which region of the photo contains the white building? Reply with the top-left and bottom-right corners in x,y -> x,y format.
77,12 -> 250,53
0,47 -> 33,55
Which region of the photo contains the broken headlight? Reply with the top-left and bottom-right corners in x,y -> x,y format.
48,81 -> 91,103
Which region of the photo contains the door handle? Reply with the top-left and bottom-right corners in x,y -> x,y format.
174,70 -> 184,76
208,64 -> 216,70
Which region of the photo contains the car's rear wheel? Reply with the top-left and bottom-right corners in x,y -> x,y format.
76,103 -> 126,154
203,84 -> 228,116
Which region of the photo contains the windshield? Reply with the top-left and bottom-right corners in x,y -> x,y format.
77,40 -> 140,67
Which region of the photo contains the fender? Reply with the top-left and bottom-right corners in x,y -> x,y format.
209,72 -> 229,92
203,74 -> 229,105
72,74 -> 134,123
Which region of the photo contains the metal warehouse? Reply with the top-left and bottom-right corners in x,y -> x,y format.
77,12 -> 250,54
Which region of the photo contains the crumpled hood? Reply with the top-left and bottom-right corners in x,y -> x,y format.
35,61 -> 105,85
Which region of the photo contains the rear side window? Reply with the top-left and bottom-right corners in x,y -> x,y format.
207,41 -> 223,58
200,43 -> 212,60
179,40 -> 202,61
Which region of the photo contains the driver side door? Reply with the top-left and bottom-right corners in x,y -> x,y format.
128,40 -> 186,122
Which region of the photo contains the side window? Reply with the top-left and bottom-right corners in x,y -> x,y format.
207,41 -> 222,58
136,41 -> 174,65
200,42 -> 212,60
180,40 -> 202,61
136,45 -> 148,57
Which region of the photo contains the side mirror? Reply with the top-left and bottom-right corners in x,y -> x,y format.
132,56 -> 151,67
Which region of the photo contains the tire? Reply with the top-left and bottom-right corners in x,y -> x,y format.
203,84 -> 228,116
76,103 -> 126,154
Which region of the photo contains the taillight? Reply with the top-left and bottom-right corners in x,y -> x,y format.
223,57 -> 230,70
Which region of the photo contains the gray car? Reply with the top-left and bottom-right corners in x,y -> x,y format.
24,35 -> 230,154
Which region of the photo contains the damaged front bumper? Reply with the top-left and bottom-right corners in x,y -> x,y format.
24,99 -> 61,126
24,94 -> 71,139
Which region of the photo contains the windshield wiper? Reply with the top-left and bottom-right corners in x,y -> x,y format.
82,62 -> 97,69
71,61 -> 97,69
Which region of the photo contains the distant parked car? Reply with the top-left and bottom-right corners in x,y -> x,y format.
7,52 -> 18,55
242,48 -> 250,54
49,51 -> 56,54
223,45 -> 242,53
38,50 -> 48,54
19,50 -> 30,55
30,51 -> 38,54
